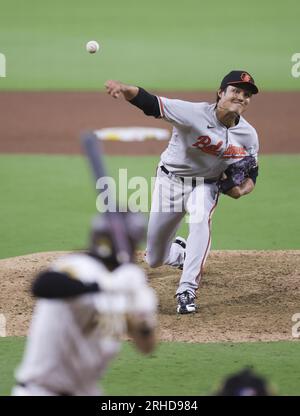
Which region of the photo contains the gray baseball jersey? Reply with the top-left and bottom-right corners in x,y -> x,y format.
145,97 -> 259,301
157,99 -> 259,179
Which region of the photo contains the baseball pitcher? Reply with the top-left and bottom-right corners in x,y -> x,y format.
105,71 -> 259,314
12,212 -> 157,396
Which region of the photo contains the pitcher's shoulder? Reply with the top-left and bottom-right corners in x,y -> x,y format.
193,101 -> 213,114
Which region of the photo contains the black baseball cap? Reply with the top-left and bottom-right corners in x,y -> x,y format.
215,368 -> 271,396
220,70 -> 259,94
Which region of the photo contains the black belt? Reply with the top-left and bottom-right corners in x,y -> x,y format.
160,165 -> 216,186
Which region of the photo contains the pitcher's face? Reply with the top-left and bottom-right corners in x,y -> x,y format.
217,85 -> 252,116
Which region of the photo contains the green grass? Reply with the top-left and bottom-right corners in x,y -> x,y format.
0,337 -> 299,395
0,0 -> 300,90
0,154 -> 299,259
0,337 -> 25,396
212,155 -> 300,249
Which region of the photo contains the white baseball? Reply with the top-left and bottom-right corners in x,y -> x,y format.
86,40 -> 100,54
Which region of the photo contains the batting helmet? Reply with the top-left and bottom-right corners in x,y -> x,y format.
89,211 -> 146,267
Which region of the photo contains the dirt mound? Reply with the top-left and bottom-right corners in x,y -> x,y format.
0,251 -> 299,342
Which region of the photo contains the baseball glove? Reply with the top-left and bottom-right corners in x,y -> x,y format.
218,156 -> 257,194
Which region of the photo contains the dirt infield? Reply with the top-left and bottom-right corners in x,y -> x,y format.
0,91 -> 300,155
1,250 -> 299,342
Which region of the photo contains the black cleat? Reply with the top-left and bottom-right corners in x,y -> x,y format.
177,291 -> 197,314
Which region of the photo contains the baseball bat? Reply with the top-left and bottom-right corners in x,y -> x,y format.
81,131 -> 131,263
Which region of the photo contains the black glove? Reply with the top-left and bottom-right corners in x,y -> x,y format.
218,156 -> 257,194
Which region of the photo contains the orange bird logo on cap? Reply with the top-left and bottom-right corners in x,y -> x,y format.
241,72 -> 252,82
